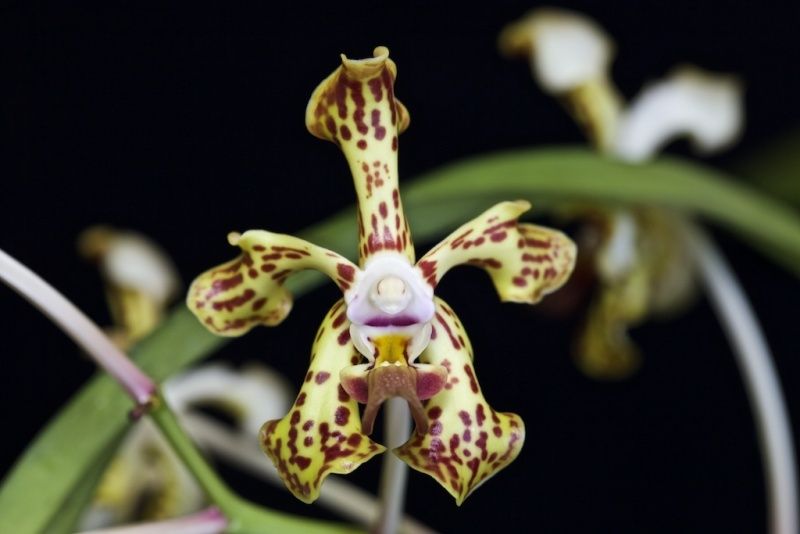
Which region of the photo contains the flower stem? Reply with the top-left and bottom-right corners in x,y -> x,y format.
147,396 -> 236,505
148,392 -> 357,533
181,412 -> 435,533
372,398 -> 411,534
0,248 -> 155,405
685,224 -> 798,534
0,247 -> 356,534
78,507 -> 227,534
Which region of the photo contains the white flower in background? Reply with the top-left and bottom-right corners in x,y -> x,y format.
500,7 -> 743,378
78,226 -> 181,347
614,66 -> 743,161
500,7 -> 743,161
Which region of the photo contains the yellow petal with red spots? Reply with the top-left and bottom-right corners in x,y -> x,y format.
187,231 -> 359,336
394,298 -> 525,505
306,46 -> 414,266
259,300 -> 385,503
416,201 -> 576,304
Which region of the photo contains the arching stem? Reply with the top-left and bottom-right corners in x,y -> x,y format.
684,224 -> 798,534
0,248 -> 155,406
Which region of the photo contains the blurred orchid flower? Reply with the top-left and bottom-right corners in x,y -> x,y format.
78,227 -> 293,529
499,8 -> 743,158
188,47 -> 576,504
500,8 -> 743,378
78,226 -> 181,348
82,363 -> 292,529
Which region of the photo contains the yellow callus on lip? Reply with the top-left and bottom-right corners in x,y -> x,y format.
373,334 -> 410,365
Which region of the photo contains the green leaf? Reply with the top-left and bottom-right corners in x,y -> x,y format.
401,148 -> 800,275
43,439 -> 122,533
3,147 -> 800,533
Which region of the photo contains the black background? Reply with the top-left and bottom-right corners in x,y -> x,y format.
2,1 -> 799,533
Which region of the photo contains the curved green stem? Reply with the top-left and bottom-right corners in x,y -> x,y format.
181,413 -> 435,533
685,225 -> 798,534
0,248 -> 156,405
147,395 -> 358,534
402,148 -> 800,275
0,248 -> 357,534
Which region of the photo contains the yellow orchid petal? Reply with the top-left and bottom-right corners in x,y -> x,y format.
575,267 -> 648,379
576,208 -> 695,379
104,288 -> 163,349
394,299 -> 524,505
259,300 -> 385,503
416,200 -> 576,304
188,230 -> 359,336
306,46 -> 414,266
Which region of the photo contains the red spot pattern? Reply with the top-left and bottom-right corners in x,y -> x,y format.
332,310 -> 347,329
476,404 -> 486,426
371,109 -> 386,140
464,364 -> 479,394
337,328 -> 351,346
205,272 -> 243,300
337,263 -> 355,282
212,288 -> 255,312
315,371 -> 331,384
334,406 -> 350,426
418,259 -> 438,287
435,312 -> 461,349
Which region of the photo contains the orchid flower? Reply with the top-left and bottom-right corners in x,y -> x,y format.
500,8 -> 743,378
188,46 -> 576,504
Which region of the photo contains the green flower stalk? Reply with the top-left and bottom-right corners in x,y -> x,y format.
188,46 -> 577,504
